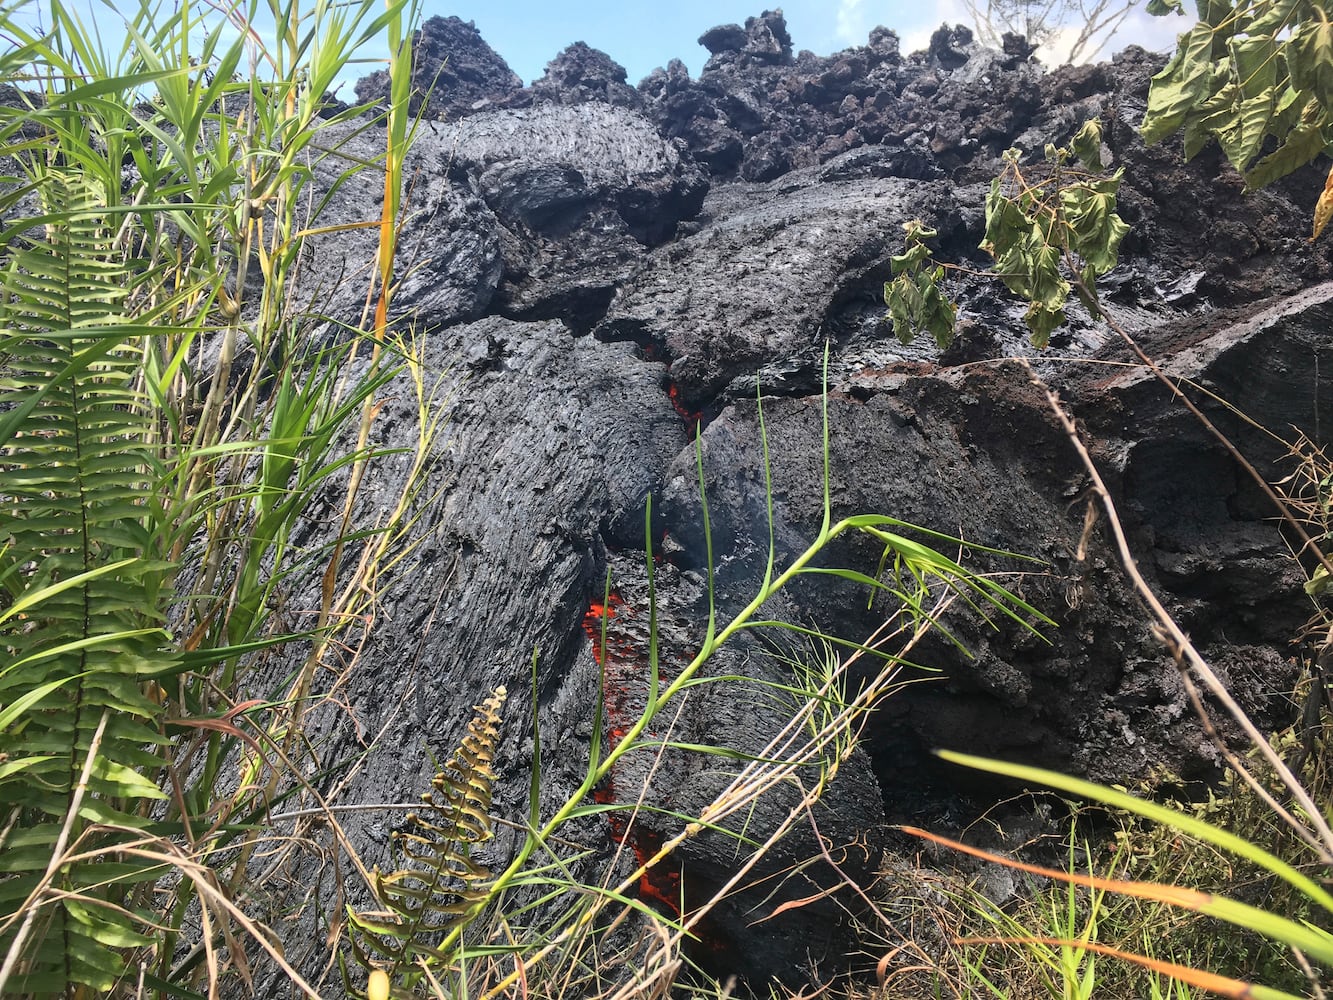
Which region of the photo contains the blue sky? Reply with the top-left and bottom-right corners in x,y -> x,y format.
9,1 -> 1184,93
432,1 -> 1183,85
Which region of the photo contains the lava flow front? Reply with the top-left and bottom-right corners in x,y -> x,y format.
581,593 -> 683,917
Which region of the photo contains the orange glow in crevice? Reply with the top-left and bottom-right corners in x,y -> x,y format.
667,382 -> 703,437
625,334 -> 706,436
582,593 -> 625,664
581,594 -> 684,918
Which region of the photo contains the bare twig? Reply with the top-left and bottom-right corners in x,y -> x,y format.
1172,652 -> 1312,838
1019,357 -> 1333,862
0,710 -> 109,994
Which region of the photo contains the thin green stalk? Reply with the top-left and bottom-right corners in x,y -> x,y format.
428,366 -> 1052,974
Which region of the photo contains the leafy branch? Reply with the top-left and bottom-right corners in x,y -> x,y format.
0,0 -> 430,994
1143,0 -> 1333,240
885,221 -> 958,348
886,118 -> 1129,348
420,363 -> 1056,998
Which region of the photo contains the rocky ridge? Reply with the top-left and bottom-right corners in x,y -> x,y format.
269,10 -> 1333,993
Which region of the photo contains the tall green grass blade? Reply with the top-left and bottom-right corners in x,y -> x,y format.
937,751 -> 1333,915
645,495 -> 660,719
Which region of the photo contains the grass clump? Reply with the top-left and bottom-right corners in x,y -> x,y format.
0,7 -> 1050,993
0,0 -> 430,994
868,697 -> 1330,1000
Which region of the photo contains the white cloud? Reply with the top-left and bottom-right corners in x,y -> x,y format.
831,0 -> 975,53
1112,6 -> 1187,55
822,0 -> 1181,62
835,0 -> 868,46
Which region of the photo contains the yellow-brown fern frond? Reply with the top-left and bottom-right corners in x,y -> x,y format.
345,687 -> 507,997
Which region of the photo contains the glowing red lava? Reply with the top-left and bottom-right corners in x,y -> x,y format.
667,382 -> 703,436
582,592 -> 683,917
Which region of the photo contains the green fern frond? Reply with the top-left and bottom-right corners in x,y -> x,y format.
0,170 -> 183,996
347,686 -> 508,996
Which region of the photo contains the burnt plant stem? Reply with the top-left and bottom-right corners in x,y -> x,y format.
1074,270 -> 1333,586
1019,357 -> 1333,863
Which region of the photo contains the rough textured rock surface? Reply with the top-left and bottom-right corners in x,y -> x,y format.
527,42 -> 645,110
263,9 -> 1333,994
429,102 -> 709,319
306,102 -> 708,331
354,15 -> 523,118
598,173 -> 962,406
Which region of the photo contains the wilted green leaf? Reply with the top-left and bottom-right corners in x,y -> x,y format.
1183,79 -> 1241,159
1219,89 -> 1279,168
1231,33 -> 1280,98
993,229 -> 1069,313
1243,115 -> 1330,190
1071,118 -> 1105,171
982,178 -> 1031,256
903,220 -> 938,242
1196,0 -> 1237,34
1289,7 -> 1333,103
1143,22 -> 1223,144
890,241 -> 930,275
921,279 -> 958,348
1027,241 -> 1071,311
898,271 -> 924,315
992,239 -> 1037,298
885,224 -> 959,346
886,277 -> 915,344
1024,302 -> 1066,348
1251,0 -> 1302,34
1064,174 -> 1129,274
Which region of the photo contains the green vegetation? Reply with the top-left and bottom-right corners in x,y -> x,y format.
1142,0 -> 1333,201
891,357 -> 1333,999
337,383 -> 1053,999
880,2 -> 1333,996
0,0 -> 429,993
880,717 -> 1330,1000
890,0 -> 1333,344
867,407 -> 1332,999
0,5 -> 1050,997
1,0 -> 1331,997
886,118 -> 1128,348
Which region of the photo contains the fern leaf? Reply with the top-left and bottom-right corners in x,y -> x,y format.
345,687 -> 508,996
0,170 -> 183,996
